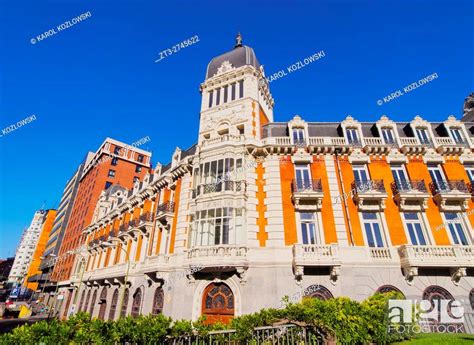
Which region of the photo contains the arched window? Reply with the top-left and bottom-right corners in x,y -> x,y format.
89,289 -> 98,316
108,289 -> 118,320
422,285 -> 454,301
152,287 -> 164,315
377,285 -> 404,297
422,285 -> 464,332
131,289 -> 142,317
120,288 -> 129,318
83,290 -> 91,312
306,285 -> 333,300
98,288 -> 108,320
202,283 -> 234,325
78,290 -> 86,312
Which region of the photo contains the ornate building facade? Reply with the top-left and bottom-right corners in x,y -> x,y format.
59,36 -> 474,327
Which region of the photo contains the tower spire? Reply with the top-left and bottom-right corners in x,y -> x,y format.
234,32 -> 242,48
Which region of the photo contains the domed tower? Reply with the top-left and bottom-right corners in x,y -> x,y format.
198,33 -> 274,145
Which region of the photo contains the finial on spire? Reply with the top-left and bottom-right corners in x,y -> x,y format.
235,32 -> 242,48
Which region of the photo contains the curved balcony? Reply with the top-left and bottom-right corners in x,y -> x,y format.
291,179 -> 324,211
129,212 -> 154,236
292,244 -> 341,282
429,180 -> 470,211
351,180 -> 388,211
391,180 -> 430,211
186,245 -> 249,272
156,201 -> 175,227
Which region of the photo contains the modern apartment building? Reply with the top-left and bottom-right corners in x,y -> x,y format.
8,210 -> 48,284
60,36 -> 473,330
53,138 -> 152,311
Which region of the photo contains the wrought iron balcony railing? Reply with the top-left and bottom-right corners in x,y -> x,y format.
429,180 -> 469,194
139,212 -> 154,223
192,180 -> 246,198
157,201 -> 175,214
292,179 -> 323,193
391,180 -> 427,194
351,180 -> 386,193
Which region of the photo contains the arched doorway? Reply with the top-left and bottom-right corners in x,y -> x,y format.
202,283 -> 234,325
306,285 -> 333,300
108,289 -> 118,320
89,289 -> 98,316
131,289 -> 142,318
152,287 -> 164,315
377,285 -> 404,297
98,288 -> 108,320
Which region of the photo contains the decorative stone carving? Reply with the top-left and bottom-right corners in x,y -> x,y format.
216,61 -> 235,75
450,267 -> 467,286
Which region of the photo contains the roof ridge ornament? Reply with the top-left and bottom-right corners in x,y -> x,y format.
234,32 -> 242,48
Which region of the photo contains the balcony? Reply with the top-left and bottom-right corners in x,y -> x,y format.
399,137 -> 429,154
291,179 -> 324,211
363,137 -> 392,154
156,201 -> 175,227
434,137 -> 468,154
117,223 -> 134,239
391,180 -> 430,211
398,245 -> 474,284
192,180 -> 246,199
292,244 -> 341,282
261,136 -> 293,154
429,180 -> 470,211
186,245 -> 249,283
351,180 -> 388,211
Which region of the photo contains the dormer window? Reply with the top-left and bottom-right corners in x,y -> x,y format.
346,128 -> 360,146
415,128 -> 431,145
292,128 -> 305,146
450,127 -> 465,145
381,127 -> 396,145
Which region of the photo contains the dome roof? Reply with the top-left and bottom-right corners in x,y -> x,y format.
206,34 -> 260,79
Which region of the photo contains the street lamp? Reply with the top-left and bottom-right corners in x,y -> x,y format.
102,240 -> 131,318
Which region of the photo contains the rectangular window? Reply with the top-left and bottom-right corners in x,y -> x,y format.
114,146 -> 121,155
137,154 -> 144,163
403,213 -> 427,245
445,213 -> 469,245
108,170 -> 116,178
231,83 -> 236,100
105,181 -> 112,190
295,165 -> 311,190
224,85 -> 228,103
382,128 -> 395,145
216,88 -> 221,106
239,80 -> 244,98
450,128 -> 465,145
428,166 -> 447,192
300,213 -> 318,245
135,165 -> 142,173
292,128 -> 305,146
346,128 -> 360,145
362,213 -> 384,247
353,165 -> 369,185
466,166 -> 474,183
416,128 -> 430,145
391,166 -> 408,190
133,177 -> 139,183
111,157 -> 118,166
208,90 -> 213,108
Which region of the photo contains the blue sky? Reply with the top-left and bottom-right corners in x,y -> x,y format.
0,0 -> 472,257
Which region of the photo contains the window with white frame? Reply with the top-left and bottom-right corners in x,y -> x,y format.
295,164 -> 311,190
292,128 -> 305,146
196,158 -> 242,194
353,165 -> 369,189
415,128 -> 431,145
450,128 -> 465,145
381,127 -> 396,145
191,207 -> 244,246
391,165 -> 409,190
403,213 -> 428,245
428,165 -> 448,192
466,166 -> 474,183
361,212 -> 385,247
346,128 -> 360,145
300,212 -> 319,245
444,213 -> 469,245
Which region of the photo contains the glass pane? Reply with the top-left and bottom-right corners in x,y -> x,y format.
302,224 -> 309,244
365,224 -> 375,247
414,224 -> 426,245
309,223 -> 316,245
455,224 -> 468,245
407,224 -> 417,245
373,224 -> 383,247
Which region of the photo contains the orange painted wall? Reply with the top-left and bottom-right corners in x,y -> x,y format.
255,162 -> 268,246
259,106 -> 269,138
366,157 -> 407,245
337,157 -> 364,246
24,209 -> 57,291
279,156 -> 297,245
310,157 -> 337,244
405,158 -> 450,245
